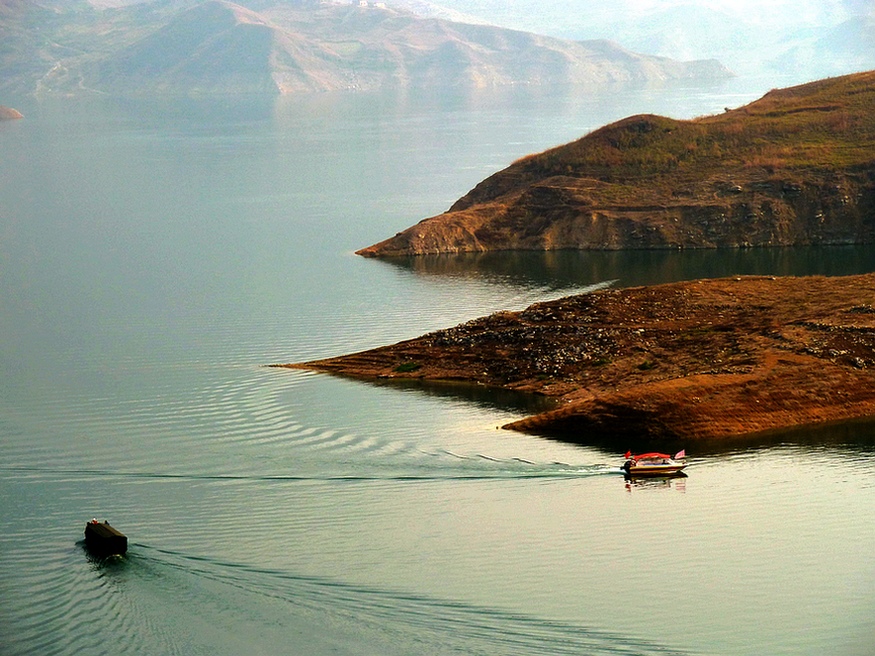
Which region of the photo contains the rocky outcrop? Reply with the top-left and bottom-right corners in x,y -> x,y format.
0,106 -> 23,119
358,71 -> 875,256
279,273 -> 875,444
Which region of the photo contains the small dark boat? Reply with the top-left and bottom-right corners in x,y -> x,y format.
84,519 -> 127,556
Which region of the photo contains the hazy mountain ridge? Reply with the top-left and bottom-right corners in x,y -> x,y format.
630,6 -> 875,79
388,0 -> 875,80
0,0 -> 732,96
771,15 -> 875,77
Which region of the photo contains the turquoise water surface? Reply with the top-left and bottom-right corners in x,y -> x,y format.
1,82 -> 874,655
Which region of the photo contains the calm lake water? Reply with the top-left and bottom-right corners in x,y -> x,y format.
1,80 -> 874,656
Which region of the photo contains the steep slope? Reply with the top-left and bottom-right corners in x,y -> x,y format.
1,0 -> 732,96
390,0 -> 875,79
81,1 -> 335,94
358,70 -> 875,256
285,9 -> 729,89
0,1 -> 77,96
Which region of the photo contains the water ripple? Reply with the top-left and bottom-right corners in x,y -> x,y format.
116,545 -> 694,656
0,461 -> 618,484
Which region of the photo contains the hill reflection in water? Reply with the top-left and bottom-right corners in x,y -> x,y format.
374,245 -> 875,291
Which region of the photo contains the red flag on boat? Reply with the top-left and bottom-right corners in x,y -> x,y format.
674,449 -> 686,460
625,451 -> 631,459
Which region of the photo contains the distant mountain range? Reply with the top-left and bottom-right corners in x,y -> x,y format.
606,7 -> 875,79
389,0 -> 875,81
0,0 -> 732,97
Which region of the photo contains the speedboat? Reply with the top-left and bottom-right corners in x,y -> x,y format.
622,450 -> 687,476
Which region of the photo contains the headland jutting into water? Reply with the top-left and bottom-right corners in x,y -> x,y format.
279,273 -> 875,443
282,72 -> 875,444
358,71 -> 875,257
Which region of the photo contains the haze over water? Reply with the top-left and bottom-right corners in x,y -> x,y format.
2,78 -> 874,655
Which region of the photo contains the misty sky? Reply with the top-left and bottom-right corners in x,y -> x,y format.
91,0 -> 873,27
623,0 -> 861,21
485,0 -> 866,27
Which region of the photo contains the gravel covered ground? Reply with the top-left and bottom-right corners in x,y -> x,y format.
280,273 -> 875,443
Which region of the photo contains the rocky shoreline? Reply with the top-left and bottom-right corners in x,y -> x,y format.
278,273 -> 875,443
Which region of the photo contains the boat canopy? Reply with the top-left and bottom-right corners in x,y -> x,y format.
632,452 -> 672,460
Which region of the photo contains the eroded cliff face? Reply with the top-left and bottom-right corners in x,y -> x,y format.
359,174 -> 875,255
358,71 -> 875,257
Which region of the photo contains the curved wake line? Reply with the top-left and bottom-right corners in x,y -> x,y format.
0,462 -> 619,484
127,544 -> 692,656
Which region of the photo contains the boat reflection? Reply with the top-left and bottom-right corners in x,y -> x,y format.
624,472 -> 687,493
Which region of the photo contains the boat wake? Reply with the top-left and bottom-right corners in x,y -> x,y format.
0,455 -> 618,485
91,544 -> 693,656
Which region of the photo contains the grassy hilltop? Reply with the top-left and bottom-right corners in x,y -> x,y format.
520,71 -> 874,183
359,70 -> 875,256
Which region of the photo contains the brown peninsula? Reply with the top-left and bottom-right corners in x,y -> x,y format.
358,71 -> 875,257
0,106 -> 23,119
278,273 -> 875,442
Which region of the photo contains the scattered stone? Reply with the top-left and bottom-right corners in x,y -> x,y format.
278,273 -> 875,442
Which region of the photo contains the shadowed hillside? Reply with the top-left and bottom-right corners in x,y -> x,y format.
84,2 -> 324,94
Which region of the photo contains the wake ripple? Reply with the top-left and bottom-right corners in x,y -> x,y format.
119,545 -> 693,656
0,458 -> 618,484
2,281 -> 615,479
1,365 -> 424,475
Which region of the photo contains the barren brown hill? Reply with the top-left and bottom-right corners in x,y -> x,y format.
0,106 -> 23,119
358,70 -> 875,257
278,273 -> 875,443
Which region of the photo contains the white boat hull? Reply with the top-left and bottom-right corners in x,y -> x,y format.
624,463 -> 687,476
622,454 -> 687,477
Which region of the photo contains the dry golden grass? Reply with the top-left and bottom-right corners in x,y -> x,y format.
514,72 -> 875,194
359,71 -> 875,257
